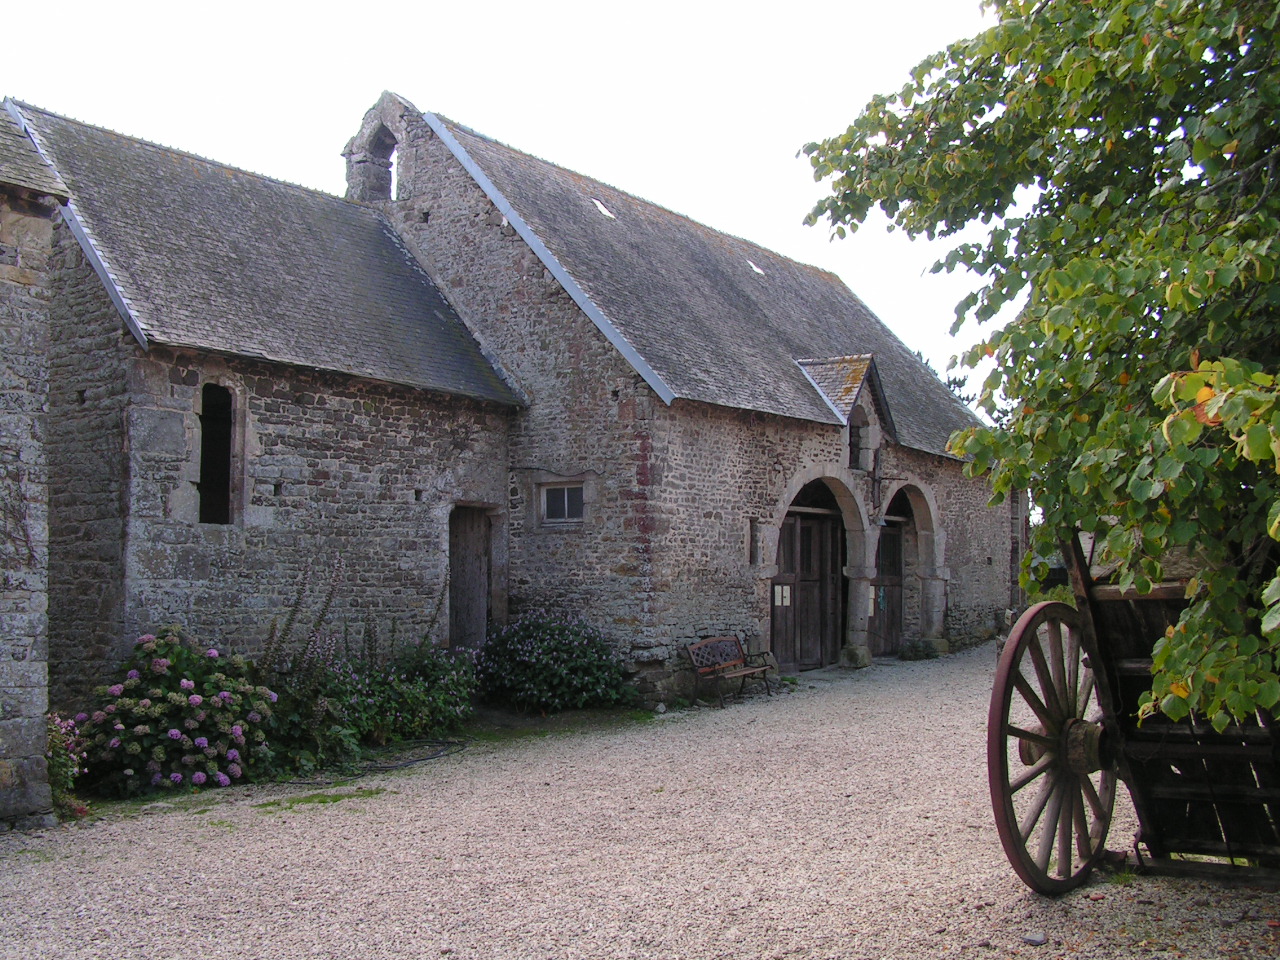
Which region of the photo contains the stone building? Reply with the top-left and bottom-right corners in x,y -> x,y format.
0,111 -> 66,829
0,92 -> 1023,820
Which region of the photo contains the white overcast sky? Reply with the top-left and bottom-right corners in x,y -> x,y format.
5,0 -> 996,380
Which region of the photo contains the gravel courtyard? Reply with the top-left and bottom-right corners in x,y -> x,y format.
2,642 -> 1276,960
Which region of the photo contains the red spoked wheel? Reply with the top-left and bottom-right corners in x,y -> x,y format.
988,602 -> 1117,894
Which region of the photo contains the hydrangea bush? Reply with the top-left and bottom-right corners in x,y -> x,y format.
477,612 -> 627,713
80,626 -> 277,796
45,712 -> 89,818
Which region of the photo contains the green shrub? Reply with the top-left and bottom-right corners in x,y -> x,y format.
477,613 -> 627,713
45,713 -> 89,819
79,626 -> 277,796
261,632 -> 477,772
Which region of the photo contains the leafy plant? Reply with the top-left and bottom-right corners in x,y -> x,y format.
45,713 -> 89,819
803,0 -> 1280,726
80,627 -> 277,796
477,612 -> 627,713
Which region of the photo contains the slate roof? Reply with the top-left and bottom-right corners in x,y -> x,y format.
797,355 -> 897,438
9,102 -> 516,406
427,114 -> 976,456
0,108 -> 67,198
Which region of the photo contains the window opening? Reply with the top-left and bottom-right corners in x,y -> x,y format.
543,484 -> 584,522
198,384 -> 233,524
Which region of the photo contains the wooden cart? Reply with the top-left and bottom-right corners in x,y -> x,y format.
988,535 -> 1280,893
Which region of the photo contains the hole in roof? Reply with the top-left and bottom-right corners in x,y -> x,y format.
747,259 -> 765,275
591,198 -> 616,219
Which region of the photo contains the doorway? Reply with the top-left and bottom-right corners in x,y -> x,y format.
771,481 -> 846,672
449,506 -> 491,648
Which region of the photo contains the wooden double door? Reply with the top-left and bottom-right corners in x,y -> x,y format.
771,513 -> 845,672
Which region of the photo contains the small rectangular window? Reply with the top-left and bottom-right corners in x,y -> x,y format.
543,484 -> 584,523
198,383 -> 234,524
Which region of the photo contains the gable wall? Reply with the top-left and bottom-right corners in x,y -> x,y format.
44,220 -> 133,710
373,110 -> 670,656
0,189 -> 55,826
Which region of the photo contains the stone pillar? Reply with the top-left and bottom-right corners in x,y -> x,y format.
920,567 -> 950,655
0,185 -> 56,829
841,564 -> 876,668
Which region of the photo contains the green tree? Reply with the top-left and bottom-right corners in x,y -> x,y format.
803,0 -> 1280,729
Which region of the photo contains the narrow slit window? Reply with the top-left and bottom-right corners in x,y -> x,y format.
198,384 -> 233,524
543,484 -> 584,523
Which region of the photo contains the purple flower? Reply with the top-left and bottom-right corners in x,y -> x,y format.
74,712 -> 89,724
126,669 -> 140,680
228,763 -> 242,779
226,748 -> 240,762
188,694 -> 203,706
150,658 -> 170,674
151,773 -> 163,786
267,691 -> 278,703
170,772 -> 183,784
231,725 -> 244,739
109,737 -> 121,748
206,648 -> 219,659
133,724 -> 150,736
194,737 -> 209,749
104,704 -> 116,714
139,699 -> 151,708
136,634 -> 156,645
108,683 -> 125,696
247,711 -> 262,723
192,771 -> 207,785
215,772 -> 231,787
167,728 -> 182,740
219,691 -> 233,702
180,678 -> 195,691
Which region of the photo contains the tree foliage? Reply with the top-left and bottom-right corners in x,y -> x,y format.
804,0 -> 1280,728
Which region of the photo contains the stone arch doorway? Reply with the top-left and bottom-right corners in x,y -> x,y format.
869,485 -> 943,655
770,479 -> 849,672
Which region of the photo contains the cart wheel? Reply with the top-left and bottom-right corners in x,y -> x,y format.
989,601 -> 1116,894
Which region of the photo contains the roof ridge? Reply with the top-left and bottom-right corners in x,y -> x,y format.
8,99 -> 354,207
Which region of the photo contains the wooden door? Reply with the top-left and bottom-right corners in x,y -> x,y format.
449,507 -> 491,648
773,513 -> 844,671
770,516 -> 798,671
869,525 -> 903,655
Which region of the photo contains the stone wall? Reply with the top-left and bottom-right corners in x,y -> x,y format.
0,189 -> 54,828
361,104 -> 670,663
117,347 -> 512,666
45,222 -> 134,709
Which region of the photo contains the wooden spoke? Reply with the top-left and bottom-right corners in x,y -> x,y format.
1010,752 -> 1055,794
989,602 -> 1117,894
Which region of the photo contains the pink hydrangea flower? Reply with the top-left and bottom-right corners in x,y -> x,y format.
104,704 -> 116,714
231,725 -> 244,740
215,772 -> 231,787
109,737 -> 121,748
225,748 -> 240,762
194,737 -> 208,749
167,728 -> 182,740
180,679 -> 195,691
136,634 -> 156,644
206,649 -> 219,659
91,711 -> 106,724
113,722 -> 125,731
228,763 -> 242,779
188,694 -> 203,706
170,772 -> 183,784
267,691 -> 278,703
126,669 -> 140,680
150,658 -> 170,674
108,684 -> 125,696
192,772 -> 207,786
138,699 -> 151,708
151,773 -> 163,786
75,712 -> 89,724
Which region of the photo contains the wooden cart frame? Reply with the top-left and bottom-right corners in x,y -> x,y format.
988,534 -> 1280,894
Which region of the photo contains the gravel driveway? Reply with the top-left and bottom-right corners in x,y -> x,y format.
2,642 -> 1276,960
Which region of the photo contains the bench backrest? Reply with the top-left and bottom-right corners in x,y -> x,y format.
686,636 -> 746,674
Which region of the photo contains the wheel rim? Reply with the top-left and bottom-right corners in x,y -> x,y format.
988,602 -> 1116,894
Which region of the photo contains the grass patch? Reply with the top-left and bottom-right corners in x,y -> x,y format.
13,848 -> 55,863
252,787 -> 386,813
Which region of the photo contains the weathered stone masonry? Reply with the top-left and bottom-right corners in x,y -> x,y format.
0,187 -> 55,827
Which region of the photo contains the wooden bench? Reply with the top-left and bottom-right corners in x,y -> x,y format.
685,636 -> 773,707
